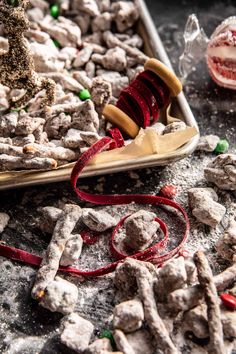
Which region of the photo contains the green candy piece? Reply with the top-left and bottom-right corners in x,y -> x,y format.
100,329 -> 113,339
53,39 -> 61,48
100,329 -> 115,347
7,0 -> 17,6
214,139 -> 229,154
78,89 -> 91,101
11,107 -> 27,112
50,4 -> 60,19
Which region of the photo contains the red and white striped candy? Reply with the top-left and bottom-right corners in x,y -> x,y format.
207,16 -> 236,90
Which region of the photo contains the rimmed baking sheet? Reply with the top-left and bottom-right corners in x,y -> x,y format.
0,0 -> 199,190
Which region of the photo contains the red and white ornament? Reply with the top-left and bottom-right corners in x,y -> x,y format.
207,16 -> 236,90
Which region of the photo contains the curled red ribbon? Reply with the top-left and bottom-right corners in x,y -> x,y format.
0,136 -> 190,277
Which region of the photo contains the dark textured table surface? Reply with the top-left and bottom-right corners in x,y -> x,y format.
0,1 -> 236,353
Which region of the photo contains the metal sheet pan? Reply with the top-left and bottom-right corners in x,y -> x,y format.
0,0 -> 199,190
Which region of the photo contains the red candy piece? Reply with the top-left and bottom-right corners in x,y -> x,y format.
121,86 -> 151,128
137,70 -> 170,108
131,78 -> 160,122
159,185 -> 178,199
220,293 -> 236,310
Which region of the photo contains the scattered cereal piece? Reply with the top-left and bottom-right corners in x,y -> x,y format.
111,1 -> 139,33
204,154 -> 236,190
0,137 -> 12,145
125,259 -> 179,353
15,116 -> 45,136
185,258 -> 198,285
72,0 -> 100,17
163,121 -> 187,134
114,258 -> 158,299
113,329 -> 136,354
183,303 -> 209,339
97,72 -> 128,98
32,204 -> 82,298
124,210 -> 159,251
0,112 -> 18,137
154,257 -> 187,302
103,31 -> 148,65
220,305 -> 236,337
0,143 -> 25,157
92,47 -> 127,72
126,329 -> 154,354
84,338 -> 113,354
74,13 -> 91,35
168,262 -> 236,312
188,187 -> 226,227
39,15 -> 82,48
184,302 -> 236,339
82,208 -> 117,232
41,72 -> 83,92
12,134 -> 35,147
39,206 -> 62,234
0,213 -> 10,233
0,154 -> 57,171
79,131 -> 100,146
126,65 -> 144,82
196,135 -> 220,152
216,218 -> 236,262
85,60 -> 96,79
194,251 -> 226,354
91,12 -> 113,32
23,143 -> 79,161
62,128 -> 84,149
71,100 -> 99,133
60,313 -> 94,351
73,46 -> 93,68
30,41 -> 63,73
44,112 -> 71,139
91,77 -> 112,111
148,122 -> 165,135
60,234 -> 83,266
39,276 -> 78,314
113,299 -> 144,333
73,70 -> 92,89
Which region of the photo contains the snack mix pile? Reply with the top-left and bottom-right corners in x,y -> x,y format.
0,1 -> 235,354
0,0 -> 197,172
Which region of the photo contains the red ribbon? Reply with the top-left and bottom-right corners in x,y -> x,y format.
0,136 -> 190,277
